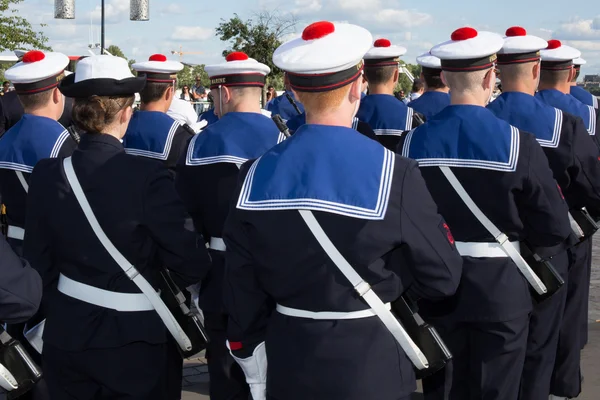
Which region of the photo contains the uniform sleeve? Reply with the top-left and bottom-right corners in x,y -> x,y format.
142,165 -> 211,288
519,133 -> 572,247
0,236 -> 42,324
23,160 -> 57,315
399,161 -> 463,300
167,126 -> 194,169
223,163 -> 272,358
566,116 -> 600,215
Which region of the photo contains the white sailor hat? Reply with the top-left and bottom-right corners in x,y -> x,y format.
430,27 -> 503,72
4,50 -> 69,95
540,40 -> 581,70
364,38 -> 407,67
573,57 -> 586,66
273,21 -> 372,92
205,52 -> 270,89
416,52 -> 442,70
497,26 -> 547,65
59,55 -> 146,98
132,54 -> 183,83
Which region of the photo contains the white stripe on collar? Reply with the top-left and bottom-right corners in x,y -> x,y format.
124,120 -> 180,160
593,95 -> 598,110
236,148 -> 396,220
405,107 -> 414,131
0,129 -> 70,173
536,108 -> 562,149
588,105 -> 596,136
402,125 -> 521,172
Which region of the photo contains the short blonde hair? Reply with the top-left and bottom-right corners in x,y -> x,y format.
442,69 -> 488,94
296,84 -> 351,114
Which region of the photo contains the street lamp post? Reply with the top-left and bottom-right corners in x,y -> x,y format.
54,0 -> 149,54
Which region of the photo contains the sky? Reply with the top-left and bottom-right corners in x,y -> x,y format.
8,0 -> 600,76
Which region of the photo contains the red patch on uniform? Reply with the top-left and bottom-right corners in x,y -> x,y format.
546,40 -> 562,50
302,21 -> 335,41
374,38 -> 392,48
226,52 -> 249,62
442,222 -> 455,245
557,183 -> 565,200
505,26 -> 527,37
451,27 -> 478,41
23,50 -> 45,63
149,54 -> 167,62
229,341 -> 243,351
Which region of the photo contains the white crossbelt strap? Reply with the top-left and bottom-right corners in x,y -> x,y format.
276,303 -> 391,320
455,241 -> 520,258
15,171 -> 28,193
63,157 -> 193,352
58,273 -> 154,312
298,209 -> 429,370
6,226 -> 24,241
209,237 -> 226,251
439,166 -> 547,295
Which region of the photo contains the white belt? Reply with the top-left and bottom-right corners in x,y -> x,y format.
276,303 -> 391,320
57,273 -> 155,312
455,241 -> 520,258
209,237 -> 226,251
7,226 -> 24,241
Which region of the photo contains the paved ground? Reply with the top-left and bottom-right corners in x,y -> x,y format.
181,237 -> 600,399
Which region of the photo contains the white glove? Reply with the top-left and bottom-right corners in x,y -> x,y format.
228,341 -> 268,400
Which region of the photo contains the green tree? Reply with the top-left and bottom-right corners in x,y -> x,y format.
176,64 -> 209,89
395,62 -> 422,94
106,45 -> 126,59
0,0 -> 50,51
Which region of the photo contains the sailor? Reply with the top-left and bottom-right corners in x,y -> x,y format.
570,57 -> 598,109
408,52 -> 450,118
0,50 -> 75,255
397,27 -> 573,400
198,107 -> 219,127
286,111 -> 378,140
222,21 -> 463,400
266,73 -> 305,120
168,97 -> 207,133
175,51 -> 281,400
23,54 -> 211,400
356,38 -> 426,150
486,26 -> 600,400
536,41 -> 600,150
124,54 -> 195,171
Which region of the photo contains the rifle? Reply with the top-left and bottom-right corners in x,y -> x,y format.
271,115 -> 291,138
285,93 -> 302,116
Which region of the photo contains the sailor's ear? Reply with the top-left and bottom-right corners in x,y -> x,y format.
440,71 -> 448,87
52,87 -> 63,104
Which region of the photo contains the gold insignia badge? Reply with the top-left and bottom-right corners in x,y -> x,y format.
56,72 -> 65,82
211,77 -> 226,85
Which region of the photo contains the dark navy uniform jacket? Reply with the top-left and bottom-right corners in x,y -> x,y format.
570,85 -> 598,109
223,124 -> 463,400
0,235 -> 42,324
0,115 -> 76,253
536,89 -> 600,150
398,105 -> 573,322
286,112 -> 377,141
357,94 -> 425,150
23,134 -> 211,351
266,91 -> 305,121
198,108 -> 219,127
408,91 -> 451,119
123,110 -> 195,170
176,112 -> 284,314
488,92 -> 600,229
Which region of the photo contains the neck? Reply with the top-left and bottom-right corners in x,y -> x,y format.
427,87 -> 450,94
538,81 -> 571,94
25,106 -> 58,120
570,81 -> 577,87
306,111 -> 353,128
224,100 -> 262,115
499,80 -> 536,96
368,83 -> 394,95
141,101 -> 169,113
450,93 -> 486,107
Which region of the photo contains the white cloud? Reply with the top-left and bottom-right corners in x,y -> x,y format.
338,0 -> 379,11
371,9 -> 432,28
404,32 -> 412,41
161,4 -> 183,15
293,0 -> 322,14
563,40 -> 600,51
553,17 -> 600,40
89,0 -> 130,24
170,27 -> 214,41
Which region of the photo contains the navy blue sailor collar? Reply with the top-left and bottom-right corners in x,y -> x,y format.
0,114 -> 69,173
186,111 -> 285,166
487,91 -> 562,148
358,94 -> 414,135
237,124 -> 395,220
401,105 -> 520,172
123,110 -> 181,161
536,89 -> 596,136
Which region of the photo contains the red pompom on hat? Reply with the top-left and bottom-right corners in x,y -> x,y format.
546,40 -> 562,49
302,21 -> 335,41
374,38 -> 391,48
226,52 -> 249,62
505,26 -> 527,37
451,27 -> 478,41
149,54 -> 167,62
22,50 -> 45,63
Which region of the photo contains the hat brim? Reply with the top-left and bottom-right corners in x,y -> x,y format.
59,74 -> 146,98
